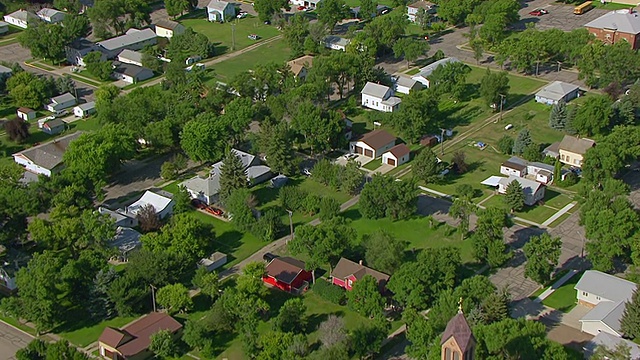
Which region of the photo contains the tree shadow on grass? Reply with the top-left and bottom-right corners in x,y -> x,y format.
266,288 -> 295,318
209,330 -> 239,358
214,229 -> 244,256
253,185 -> 280,205
341,208 -> 362,221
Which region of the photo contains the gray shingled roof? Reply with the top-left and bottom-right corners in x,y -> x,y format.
416,57 -> 459,78
536,81 -> 579,101
51,92 -> 75,104
212,149 -> 257,174
98,28 -> 156,51
207,0 -> 231,12
498,176 -> 543,195
559,135 -> 596,155
181,175 -> 221,197
13,131 -> 82,170
396,76 -> 418,88
246,165 -> 271,180
325,35 -> 351,47
113,62 -> 152,77
584,332 -> 640,359
361,82 -> 391,98
110,226 -> 141,253
575,270 -> 636,302
585,10 -> 640,35
37,8 -> 65,18
155,19 -> 181,30
118,49 -> 143,63
581,300 -> 627,333
77,101 -> 95,111
0,21 -> 9,27
5,10 -> 37,22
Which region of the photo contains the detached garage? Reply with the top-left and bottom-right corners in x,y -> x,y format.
349,129 -> 396,159
382,144 -> 410,167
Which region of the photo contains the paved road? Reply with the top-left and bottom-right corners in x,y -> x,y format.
0,321 -> 33,360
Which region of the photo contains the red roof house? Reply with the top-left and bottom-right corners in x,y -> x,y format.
98,312 -> 182,360
263,256 -> 312,293
331,257 -> 390,292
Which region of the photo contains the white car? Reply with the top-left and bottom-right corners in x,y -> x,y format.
237,12 -> 247,19
343,153 -> 357,160
303,168 -> 312,176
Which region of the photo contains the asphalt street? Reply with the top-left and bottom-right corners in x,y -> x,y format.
0,321 -> 33,360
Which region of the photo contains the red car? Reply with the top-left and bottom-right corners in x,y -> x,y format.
297,5 -> 305,10
210,207 -> 224,216
191,199 -> 207,210
529,9 -> 548,16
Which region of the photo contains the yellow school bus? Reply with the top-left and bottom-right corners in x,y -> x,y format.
574,1 -> 593,15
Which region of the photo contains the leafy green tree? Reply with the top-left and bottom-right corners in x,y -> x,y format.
319,197 -> 341,221
6,71 -> 55,109
497,135 -> 514,155
360,175 -> 417,220
438,0 -> 483,25
389,86 -> 439,143
88,0 -> 151,37
237,261 -> 269,298
84,51 -> 113,81
504,180 -> 525,212
317,0 -> 351,33
582,126 -> 640,186
273,298 -> 307,333
359,0 -> 378,20
347,275 -> 385,318
549,101 -> 567,130
592,342 -> 633,360
192,267 -> 219,300
165,0 -> 190,17
393,37 -> 429,68
180,115 -> 229,162
62,14 -> 91,41
479,69 -> 510,109
456,184 -> 475,199
156,283 -> 193,314
141,213 -> 212,261
219,150 -> 247,203
149,329 -> 178,359
364,230 -> 408,274
413,148 -> 439,183
18,22 -> 67,63
54,0 -> 82,13
350,319 -> 390,359
253,0 -> 289,22
522,143 -> 542,162
166,28 -> 213,61
573,95 -> 613,136
471,207 -> 510,267
523,233 -> 562,285
258,121 -> 296,175
512,128 -> 532,155
341,160 -> 365,195
429,61 -> 471,100
449,197 -> 475,240
4,118 -> 30,144
283,14 -> 309,57
182,320 -> 212,352
253,208 -> 281,242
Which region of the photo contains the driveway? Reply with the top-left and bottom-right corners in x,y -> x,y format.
516,0 -> 609,32
0,321 -> 33,360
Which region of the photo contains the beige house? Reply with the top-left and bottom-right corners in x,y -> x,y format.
559,135 -> 595,168
287,55 -> 314,79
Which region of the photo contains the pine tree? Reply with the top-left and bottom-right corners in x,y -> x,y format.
565,104 -> 578,135
621,290 -> 640,339
553,160 -> 562,184
549,101 -> 567,130
504,180 -> 525,212
219,150 -> 247,203
512,128 -> 532,155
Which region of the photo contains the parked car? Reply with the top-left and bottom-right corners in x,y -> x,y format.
237,11 -> 247,18
263,252 -> 278,262
343,153 -> 357,160
297,5 -> 305,10
302,168 -> 312,176
210,207 -> 224,216
529,8 -> 548,16
191,198 -> 207,209
248,34 -> 260,40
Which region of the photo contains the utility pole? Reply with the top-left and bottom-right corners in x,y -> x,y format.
499,94 -> 506,121
557,61 -> 562,73
576,230 -> 585,258
231,23 -> 236,51
440,128 -> 445,155
150,284 -> 157,312
535,60 -> 540,77
286,210 -> 294,244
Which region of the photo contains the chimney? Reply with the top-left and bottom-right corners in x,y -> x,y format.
359,260 -> 363,265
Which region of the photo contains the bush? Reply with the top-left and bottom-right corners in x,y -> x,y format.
279,186 -> 308,212
313,279 -> 346,305
561,172 -> 578,186
497,135 -> 514,155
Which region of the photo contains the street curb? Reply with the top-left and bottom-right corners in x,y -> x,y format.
0,319 -> 35,339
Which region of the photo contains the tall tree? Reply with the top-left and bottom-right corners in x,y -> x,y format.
479,68 -> 510,109
449,197 -> 475,240
149,329 -> 178,358
219,150 -> 247,203
156,283 -> 193,314
6,71 -> 55,109
141,213 -> 212,262
273,298 -> 307,333
180,114 -> 229,162
347,275 -> 385,318
393,37 -> 429,68
504,180 -> 525,212
572,95 -> 613,136
18,22 -> 67,63
4,118 -> 30,143
360,175 -> 417,220
283,14 -> 309,57
84,51 -> 113,81
389,89 -> 439,143
413,147 -> 439,183
471,207 -> 510,267
253,0 -> 289,23
317,0 -> 351,34
350,319 -> 389,359
512,128 -> 532,155
165,0 -> 190,18
523,233 -> 562,285
359,0 -> 378,20
549,100 -> 567,130
363,230 -> 408,274
258,121 -> 296,175
429,61 -> 471,100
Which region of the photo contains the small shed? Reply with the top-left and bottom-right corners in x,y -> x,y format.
41,119 -> 65,135
17,107 -> 36,121
271,175 -> 289,188
73,101 -> 96,118
420,135 -> 438,147
198,252 -> 227,271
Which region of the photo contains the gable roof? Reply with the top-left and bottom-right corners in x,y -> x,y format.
357,129 -> 396,150
0,21 -> 8,27
110,226 -> 142,253
387,144 -> 410,158
116,312 -> 182,357
212,149 -> 257,174
13,131 -> 82,170
126,190 -> 173,215
585,10 -> 640,35
559,135 -> 595,155
43,118 -> 65,129
575,270 -> 637,302
580,300 -> 627,334
395,75 -> 419,89
585,332 -> 640,359
155,19 -> 182,30
77,101 -> 96,111
441,312 -> 475,353
325,35 -> 350,47
287,55 -> 314,76
118,49 -> 144,63
408,0 -> 436,10
246,165 -> 272,180
113,61 -> 152,78
502,157 -> 527,171
99,327 -> 130,348
37,8 -> 64,18
17,107 -> 35,114
536,81 -> 580,101
265,257 -> 306,284
5,10 -> 37,22
98,206 -> 134,225
98,28 -> 156,51
361,82 -> 391,98
51,92 -> 75,104
207,0 -> 232,12
181,175 -> 221,197
416,57 -> 459,78
498,175 -> 543,194
332,257 -> 390,283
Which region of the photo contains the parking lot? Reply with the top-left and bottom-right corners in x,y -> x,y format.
516,0 -> 609,31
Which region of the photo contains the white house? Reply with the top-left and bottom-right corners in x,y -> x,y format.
154,19 -> 185,38
12,131 -> 82,176
207,0 -> 235,22
575,270 -> 637,337
66,38 -> 100,66
291,0 -> 322,8
73,101 -> 96,118
394,75 -> 422,95
500,156 -> 554,184
500,158 -> 527,178
117,49 -> 144,66
559,135 -> 595,168
96,28 -> 157,59
36,8 -> 66,23
41,119 -> 65,135
181,175 -> 221,205
407,0 -> 436,22
535,81 -> 580,105
324,35 -> 351,51
211,148 -> 273,185
382,144 -> 410,167
198,252 -> 227,271
497,176 -> 545,206
46,92 -> 76,113
124,190 -> 175,219
110,227 -> 142,262
0,21 -> 9,34
98,207 -> 138,228
584,332 -> 640,359
3,10 -> 38,29
412,57 -> 460,88
361,82 -> 401,112
350,129 -> 396,158
16,107 -> 36,121
112,62 -> 154,84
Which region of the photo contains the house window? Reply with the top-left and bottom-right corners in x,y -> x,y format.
583,291 -> 588,297
365,99 -> 368,104
347,279 -> 353,287
561,154 -> 565,161
596,296 -> 601,301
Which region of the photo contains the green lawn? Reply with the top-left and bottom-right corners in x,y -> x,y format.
592,1 -> 632,10
481,194 -> 565,225
362,160 -> 382,171
208,38 -> 292,83
58,316 -> 137,347
181,15 -> 281,55
344,0 -> 394,7
540,272 -> 582,312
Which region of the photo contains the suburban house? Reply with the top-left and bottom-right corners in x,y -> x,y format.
382,144 -> 411,167
575,270 -> 637,337
36,8 -> 65,23
154,19 -> 185,38
559,135 -> 596,168
98,312 -> 182,360
361,82 -> 401,112
16,107 -> 36,121
180,175 -> 220,205
117,49 -> 144,67
12,131 -> 82,176
543,142 -> 560,159
211,148 -> 273,186
500,156 -> 554,184
66,38 -> 101,66
73,101 -> 96,118
46,92 -> 76,113
331,257 -> 390,292
412,57 -> 460,87
0,64 -> 11,78
394,76 -> 422,95
124,190 -> 175,219
3,10 -> 37,29
109,227 -> 142,262
0,21 -> 8,34
198,252 -> 228,272
497,176 -> 546,206
287,55 -> 314,79
350,129 -> 396,158
98,207 -> 139,228
41,119 -> 66,135
441,310 -> 476,360
584,9 -> 640,50
407,0 -> 437,22
112,62 -> 154,84
263,256 -> 312,293
584,332 -> 640,359
324,35 -> 351,51
96,28 -> 157,59
291,0 -> 322,9
207,0 -> 235,22
534,81 -> 580,105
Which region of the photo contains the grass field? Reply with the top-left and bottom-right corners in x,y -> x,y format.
58,316 -> 137,347
481,193 -> 565,225
181,15 -> 281,56
540,272 -> 581,312
592,1 -> 632,10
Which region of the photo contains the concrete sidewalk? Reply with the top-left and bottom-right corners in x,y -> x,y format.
542,202 -> 576,227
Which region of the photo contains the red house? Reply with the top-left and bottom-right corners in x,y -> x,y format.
331,257 -> 390,292
263,256 -> 312,293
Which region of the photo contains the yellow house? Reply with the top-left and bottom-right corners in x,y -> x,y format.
558,135 -> 595,168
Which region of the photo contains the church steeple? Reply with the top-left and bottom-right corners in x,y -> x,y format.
441,302 -> 475,360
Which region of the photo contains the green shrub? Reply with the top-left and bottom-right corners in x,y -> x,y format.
313,279 -> 346,305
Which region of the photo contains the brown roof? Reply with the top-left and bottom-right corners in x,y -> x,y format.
287,55 -> 314,76
501,160 -> 526,171
17,107 -> 35,113
387,144 -> 410,158
155,19 -> 182,30
265,257 -> 306,284
441,312 -> 475,353
12,131 -> 82,171
99,312 -> 182,358
408,0 -> 436,10
358,130 -> 396,150
559,135 -> 595,155
332,257 -> 389,284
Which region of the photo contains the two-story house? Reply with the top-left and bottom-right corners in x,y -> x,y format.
558,135 -> 595,168
361,82 -> 401,112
